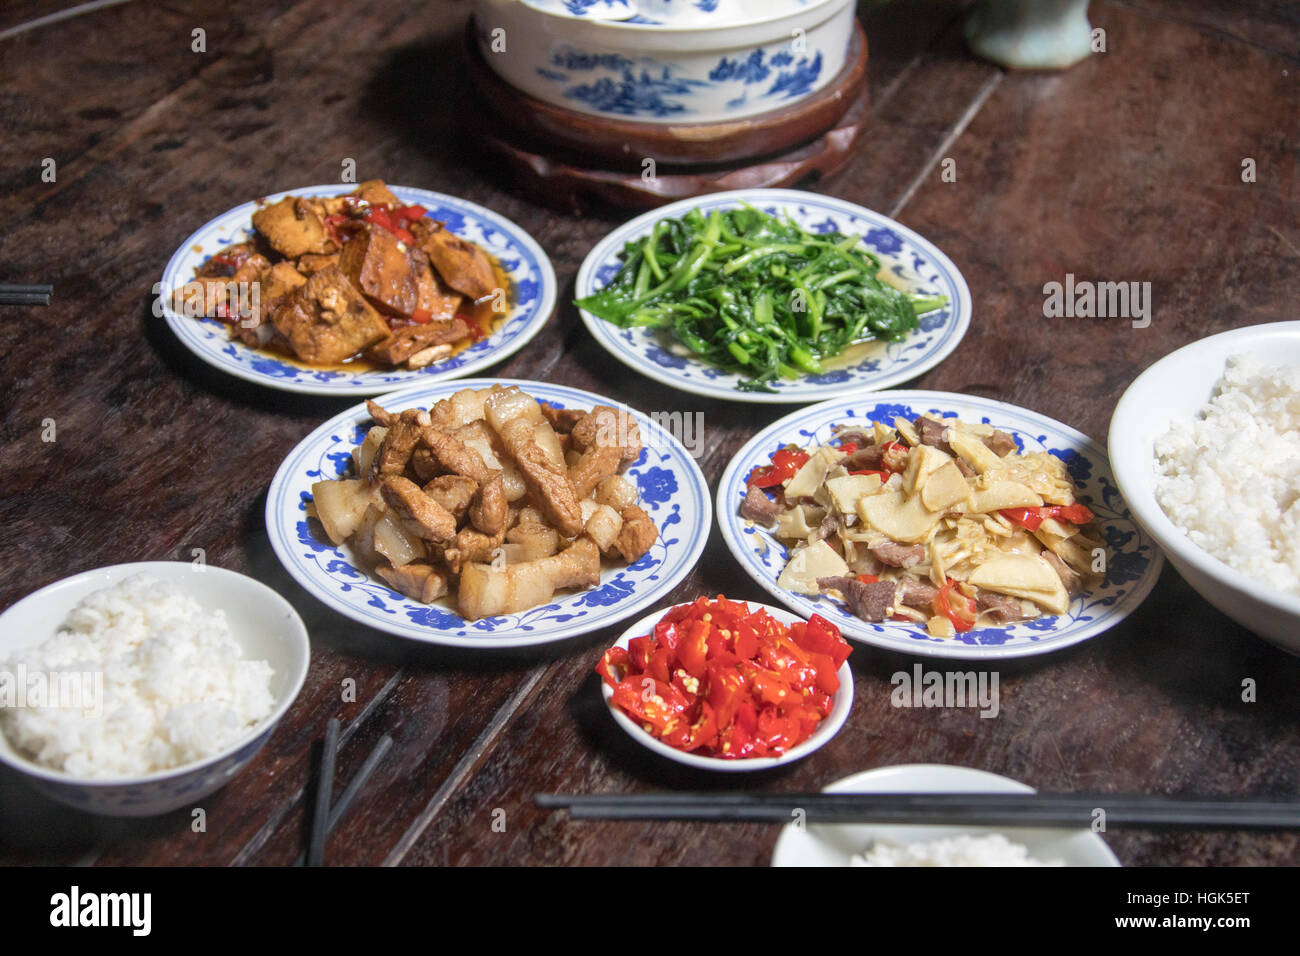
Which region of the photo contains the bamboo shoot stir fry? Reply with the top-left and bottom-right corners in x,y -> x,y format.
309,386 -> 658,621
740,414 -> 1105,637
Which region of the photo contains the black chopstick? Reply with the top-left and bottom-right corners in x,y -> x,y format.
0,291 -> 51,306
306,718 -> 341,867
535,792 -> 1300,830
0,284 -> 53,306
294,733 -> 393,867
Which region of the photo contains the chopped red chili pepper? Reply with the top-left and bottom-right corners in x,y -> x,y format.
746,447 -> 810,488
1001,504 -> 1095,531
599,597 -> 851,759
934,577 -> 978,632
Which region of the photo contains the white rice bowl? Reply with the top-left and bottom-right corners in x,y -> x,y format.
1153,355 -> 1300,596
0,573 -> 276,779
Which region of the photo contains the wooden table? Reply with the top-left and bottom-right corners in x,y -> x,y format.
1,0 -> 1297,867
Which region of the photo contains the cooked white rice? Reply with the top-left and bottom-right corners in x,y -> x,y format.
0,573 -> 275,779
851,833 -> 1061,867
1153,355 -> 1300,596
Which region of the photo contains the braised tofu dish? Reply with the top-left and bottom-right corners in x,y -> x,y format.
308,385 -> 658,621
171,180 -> 504,369
741,413 -> 1105,637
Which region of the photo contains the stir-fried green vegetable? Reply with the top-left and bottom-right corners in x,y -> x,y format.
575,205 -> 947,391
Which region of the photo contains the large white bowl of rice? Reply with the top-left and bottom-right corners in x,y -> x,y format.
0,562 -> 310,816
1109,322 -> 1300,654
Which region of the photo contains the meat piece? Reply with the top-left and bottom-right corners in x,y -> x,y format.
882,442 -> 910,473
740,485 -> 782,526
350,179 -> 401,209
418,427 -> 494,484
230,255 -> 271,286
850,552 -> 885,577
375,562 -> 448,604
485,388 -> 585,537
422,474 -> 478,517
458,538 -> 601,621
539,403 -> 587,434
411,248 -> 463,322
373,409 -> 427,476
260,260 -> 307,303
818,512 -> 841,541
503,431 -> 584,537
981,429 -> 1018,457
469,472 -> 508,536
408,344 -> 453,369
338,223 -> 420,317
954,458 -> 977,479
505,506 -> 560,561
409,445 -> 440,482
379,475 -> 457,544
430,389 -> 489,431
366,400 -> 397,427
231,316 -> 282,349
570,405 -> 642,465
975,589 -> 1034,624
833,427 -> 877,447
196,242 -> 265,278
171,277 -> 235,318
613,505 -> 657,563
444,528 -> 506,575
842,443 -> 888,471
913,416 -> 953,453
568,444 -> 622,500
817,576 -> 896,622
269,265 -> 389,365
898,577 -> 940,609
870,540 -> 926,568
297,253 -> 340,275
252,196 -> 337,258
1042,550 -> 1085,597
364,316 -> 472,366
411,218 -> 497,300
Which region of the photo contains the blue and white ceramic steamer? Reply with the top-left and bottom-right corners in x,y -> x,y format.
474,0 -> 857,124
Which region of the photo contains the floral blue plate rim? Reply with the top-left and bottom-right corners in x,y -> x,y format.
160,184 -> 557,396
266,378 -> 711,648
574,188 -> 971,404
716,389 -> 1164,660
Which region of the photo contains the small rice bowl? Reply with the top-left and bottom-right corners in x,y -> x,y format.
0,573 -> 275,779
1153,355 -> 1300,596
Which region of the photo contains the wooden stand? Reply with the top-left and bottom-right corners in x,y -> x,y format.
464,19 -> 871,211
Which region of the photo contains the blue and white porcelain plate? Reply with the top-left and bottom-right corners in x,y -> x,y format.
266,379 -> 710,648
575,189 -> 970,404
161,185 -> 556,396
717,390 -> 1163,659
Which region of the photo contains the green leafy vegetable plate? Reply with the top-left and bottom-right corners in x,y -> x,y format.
574,189 -> 971,404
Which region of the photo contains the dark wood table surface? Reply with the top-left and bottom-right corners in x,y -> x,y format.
1,0 -> 1297,867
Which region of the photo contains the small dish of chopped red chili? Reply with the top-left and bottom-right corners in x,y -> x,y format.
596,596 -> 854,771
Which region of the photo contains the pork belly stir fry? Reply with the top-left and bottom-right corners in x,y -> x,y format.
741,414 -> 1105,637
171,180 -> 503,369
308,386 -> 658,621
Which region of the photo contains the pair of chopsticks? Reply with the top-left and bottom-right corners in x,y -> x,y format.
536,792 -> 1300,829
301,718 -> 393,866
0,284 -> 52,306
